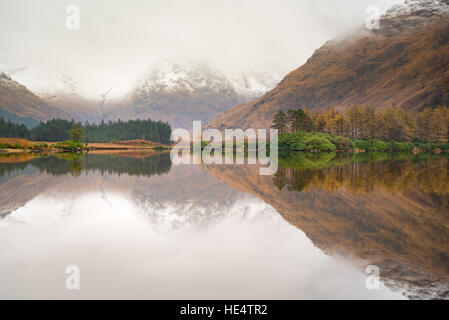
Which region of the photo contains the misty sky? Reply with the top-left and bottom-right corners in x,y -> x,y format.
0,0 -> 402,94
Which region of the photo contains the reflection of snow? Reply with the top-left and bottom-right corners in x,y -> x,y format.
137,196 -> 280,233
0,189 -> 403,300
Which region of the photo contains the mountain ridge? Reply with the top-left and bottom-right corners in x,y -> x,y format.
1,59 -> 280,128
103,58 -> 280,128
207,0 -> 449,130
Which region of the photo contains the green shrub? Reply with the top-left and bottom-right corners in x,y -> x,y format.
439,144 -> 449,151
354,140 -> 370,151
303,136 -> 336,152
55,140 -> 84,151
0,143 -> 12,149
328,135 -> 353,151
391,142 -> 414,152
366,139 -> 391,152
278,132 -> 307,151
417,143 -> 437,151
278,132 -> 337,152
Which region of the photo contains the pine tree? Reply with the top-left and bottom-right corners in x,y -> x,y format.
272,111 -> 288,134
69,123 -> 84,142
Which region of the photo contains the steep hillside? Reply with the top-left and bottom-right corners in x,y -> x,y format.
0,73 -> 66,122
208,0 -> 449,130
0,65 -> 105,123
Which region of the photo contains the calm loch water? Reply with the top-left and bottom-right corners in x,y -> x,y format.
0,152 -> 448,299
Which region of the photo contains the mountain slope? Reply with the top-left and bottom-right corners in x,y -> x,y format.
208,0 -> 449,130
0,65 -> 105,123
0,73 -> 67,122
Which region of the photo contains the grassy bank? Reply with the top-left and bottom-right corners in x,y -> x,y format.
278,131 -> 449,153
0,138 -> 171,153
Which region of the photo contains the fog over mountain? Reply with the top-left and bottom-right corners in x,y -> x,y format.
0,0 -> 401,100
208,0 -> 449,130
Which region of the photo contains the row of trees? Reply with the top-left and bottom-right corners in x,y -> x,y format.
83,119 -> 171,144
272,106 -> 449,144
0,118 -> 172,144
0,117 -> 29,138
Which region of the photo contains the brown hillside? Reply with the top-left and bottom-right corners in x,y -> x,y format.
208,18 -> 449,130
0,73 -> 67,121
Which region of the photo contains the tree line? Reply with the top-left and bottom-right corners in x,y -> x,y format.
272,106 -> 449,144
0,117 -> 172,144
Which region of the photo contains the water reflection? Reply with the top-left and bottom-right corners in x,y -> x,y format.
0,152 -> 172,179
0,152 -> 448,299
276,152 -> 449,197
206,152 -> 449,299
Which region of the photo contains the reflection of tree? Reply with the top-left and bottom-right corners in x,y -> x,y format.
69,158 -> 83,177
275,153 -> 449,200
273,167 -> 288,191
287,169 -> 314,192
0,153 -> 172,178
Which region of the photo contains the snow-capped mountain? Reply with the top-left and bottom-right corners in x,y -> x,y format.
383,0 -> 449,19
380,0 -> 449,33
132,58 -> 279,101
1,58 -> 279,127
104,57 -> 281,128
0,63 -> 111,123
133,59 -> 238,99
0,64 -> 82,98
227,68 -> 281,99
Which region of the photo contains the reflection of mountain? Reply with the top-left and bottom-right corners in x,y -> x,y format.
130,165 -> 250,230
1,160 -> 402,299
0,153 -> 172,178
0,154 -> 257,235
0,153 -> 249,230
0,153 -> 172,216
3,152 -> 449,298
204,154 -> 449,299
